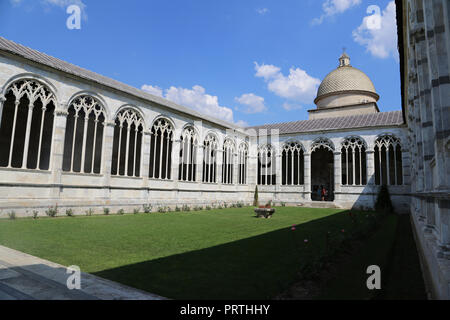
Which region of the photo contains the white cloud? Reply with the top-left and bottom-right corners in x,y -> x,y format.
141,85 -> 163,97
254,62 -> 280,80
11,0 -> 87,19
313,0 -> 362,25
282,102 -> 303,111
141,84 -> 243,125
235,119 -> 249,128
256,8 -> 270,15
235,93 -> 267,114
254,62 -> 321,104
352,1 -> 398,60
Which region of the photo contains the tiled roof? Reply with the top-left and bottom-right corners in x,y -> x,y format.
248,111 -> 404,135
0,37 -> 240,130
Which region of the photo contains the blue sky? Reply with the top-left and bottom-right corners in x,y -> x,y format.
1,0 -> 400,127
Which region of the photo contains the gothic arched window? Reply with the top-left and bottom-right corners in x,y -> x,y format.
238,143 -> 248,185
179,126 -> 197,182
258,144 -> 276,185
202,134 -> 218,183
374,135 -> 403,185
62,95 -> 106,174
222,138 -> 235,184
0,79 -> 56,170
282,142 -> 304,185
149,118 -> 173,180
111,108 -> 144,177
341,137 -> 367,185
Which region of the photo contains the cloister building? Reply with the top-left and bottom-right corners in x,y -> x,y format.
0,35 -> 411,214
0,37 -> 410,216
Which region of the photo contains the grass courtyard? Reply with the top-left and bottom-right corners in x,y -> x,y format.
0,207 -> 425,299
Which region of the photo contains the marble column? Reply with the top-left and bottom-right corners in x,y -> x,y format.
101,120 -> 116,202
366,150 -> 375,185
50,104 -> 69,201
304,153 -> 311,201
216,150 -> 223,184
171,139 -> 181,182
196,144 -> 203,183
333,151 -> 341,200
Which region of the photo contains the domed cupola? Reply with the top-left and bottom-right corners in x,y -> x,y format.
309,52 -> 380,120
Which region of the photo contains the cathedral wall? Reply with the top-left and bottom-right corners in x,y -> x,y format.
401,0 -> 450,299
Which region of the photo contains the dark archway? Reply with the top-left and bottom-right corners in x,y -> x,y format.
311,146 -> 334,201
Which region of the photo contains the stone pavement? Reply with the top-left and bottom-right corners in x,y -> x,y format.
0,245 -> 166,300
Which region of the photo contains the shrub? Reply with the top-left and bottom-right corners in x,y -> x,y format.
205,205 -> 212,210
117,208 -> 125,215
175,206 -> 181,212
103,207 -> 110,215
375,185 -> 394,215
65,209 -> 74,217
281,202 -> 286,207
8,211 -> 16,220
46,205 -> 58,217
157,206 -> 168,213
182,204 -> 191,212
253,186 -> 259,206
85,208 -> 93,216
32,210 -> 39,219
236,202 -> 243,208
223,202 -> 228,208
143,204 -> 152,213
133,208 -> 140,214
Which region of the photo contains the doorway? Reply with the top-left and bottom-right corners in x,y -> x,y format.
311,146 -> 334,201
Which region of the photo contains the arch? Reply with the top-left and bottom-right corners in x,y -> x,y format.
0,77 -> 57,170
281,141 -> 305,186
1,73 -> 58,101
150,113 -> 177,132
341,136 -> 367,185
222,137 -> 236,184
111,107 -> 145,177
202,133 -> 218,183
203,130 -> 220,145
179,125 -> 199,181
257,144 -> 276,185
66,91 -> 109,119
311,137 -> 334,152
374,134 -> 403,185
62,94 -> 107,174
149,117 -> 174,180
238,142 -> 249,184
113,104 -> 146,128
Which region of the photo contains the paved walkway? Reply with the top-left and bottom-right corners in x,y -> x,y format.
0,245 -> 166,300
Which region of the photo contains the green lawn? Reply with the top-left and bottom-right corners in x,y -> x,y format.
0,207 -> 425,299
0,207 -> 357,299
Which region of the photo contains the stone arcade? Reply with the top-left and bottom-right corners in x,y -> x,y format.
0,38 -> 409,216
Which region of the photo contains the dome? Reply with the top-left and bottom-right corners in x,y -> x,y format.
314,53 -> 379,104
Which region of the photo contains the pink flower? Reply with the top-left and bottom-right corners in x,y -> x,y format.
304,239 -> 309,243
291,227 -> 296,231
341,229 -> 345,233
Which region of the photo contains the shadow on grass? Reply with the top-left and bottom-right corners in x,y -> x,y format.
93,210 -> 390,300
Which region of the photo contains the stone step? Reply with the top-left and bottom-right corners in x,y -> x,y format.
296,201 -> 341,209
